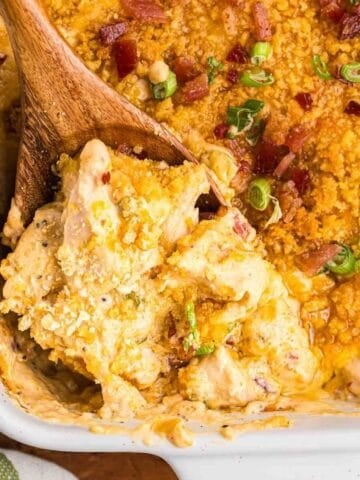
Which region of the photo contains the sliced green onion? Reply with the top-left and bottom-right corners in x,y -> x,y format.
196,343 -> 215,356
240,69 -> 274,87
355,258 -> 360,273
311,55 -> 333,80
185,301 -> 197,330
245,118 -> 266,146
251,42 -> 273,65
264,197 -> 283,228
248,178 -> 271,211
226,99 -> 265,131
340,63 -> 360,83
152,71 -> 177,100
325,245 -> 356,275
207,56 -> 224,84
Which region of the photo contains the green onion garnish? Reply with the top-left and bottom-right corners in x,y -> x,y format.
183,301 -> 200,351
245,118 -> 266,146
340,63 -> 360,83
207,56 -> 224,84
240,69 -> 274,87
226,99 -> 265,133
196,343 -> 215,356
311,55 -> 333,80
325,245 -> 357,275
250,42 -> 273,65
248,177 -> 271,211
152,71 -> 177,100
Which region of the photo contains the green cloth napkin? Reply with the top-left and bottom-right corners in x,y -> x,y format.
0,453 -> 19,480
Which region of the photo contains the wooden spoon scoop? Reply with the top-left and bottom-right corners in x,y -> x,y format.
0,0 -> 224,228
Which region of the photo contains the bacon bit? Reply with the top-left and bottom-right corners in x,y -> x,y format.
227,68 -> 239,84
295,243 -> 343,277
101,172 -> 111,184
214,123 -> 229,139
99,22 -> 128,46
134,149 -> 148,160
287,167 -> 311,196
225,139 -> 246,161
226,43 -> 249,63
254,139 -> 289,174
231,161 -> 252,193
252,2 -> 272,41
233,214 -> 252,238
181,73 -> 209,104
172,56 -> 198,83
294,92 -> 313,111
344,100 -> 360,116
113,39 -> 138,79
277,180 -> 302,223
121,0 -> 168,23
319,0 -> 345,23
273,152 -> 296,178
285,124 -> 311,154
168,356 -> 190,369
0,53 -> 7,66
168,318 -> 177,338
339,12 -> 360,40
226,335 -> 236,346
222,6 -> 238,37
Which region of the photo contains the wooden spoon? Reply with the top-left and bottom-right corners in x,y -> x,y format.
0,0 -> 224,228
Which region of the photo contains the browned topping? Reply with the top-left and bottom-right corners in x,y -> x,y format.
252,2 -> 272,41
295,244 -> 343,276
99,22 -> 128,46
277,180 -> 302,224
121,0 -> 168,23
172,56 -> 198,83
181,73 -> 209,104
285,124 -> 311,154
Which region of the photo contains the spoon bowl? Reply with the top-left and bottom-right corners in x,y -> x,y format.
0,0 -> 210,227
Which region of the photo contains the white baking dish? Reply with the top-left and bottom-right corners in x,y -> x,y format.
1,384 -> 360,480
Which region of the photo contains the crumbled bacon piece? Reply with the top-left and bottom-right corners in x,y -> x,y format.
344,100 -> 360,116
113,39 -> 138,79
288,167 -> 311,196
0,53 -> 7,66
101,172 -> 111,184
214,123 -> 229,139
99,22 -> 128,46
199,211 -> 216,221
222,6 -> 238,37
319,0 -> 345,23
295,243 -> 343,277
277,180 -> 302,223
226,44 -> 249,63
121,0 -> 168,23
181,73 -> 209,104
254,139 -> 289,174
117,143 -> 133,155
339,12 -> 360,40
231,161 -> 252,193
294,92 -> 313,111
252,2 -> 272,41
173,56 -> 198,83
285,124 -> 311,154
273,152 -> 296,178
225,139 -> 246,161
227,68 -> 239,84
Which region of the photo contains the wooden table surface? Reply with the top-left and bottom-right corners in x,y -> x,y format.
0,434 -> 178,479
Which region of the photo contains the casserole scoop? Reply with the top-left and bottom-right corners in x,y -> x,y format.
0,0 -> 223,227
